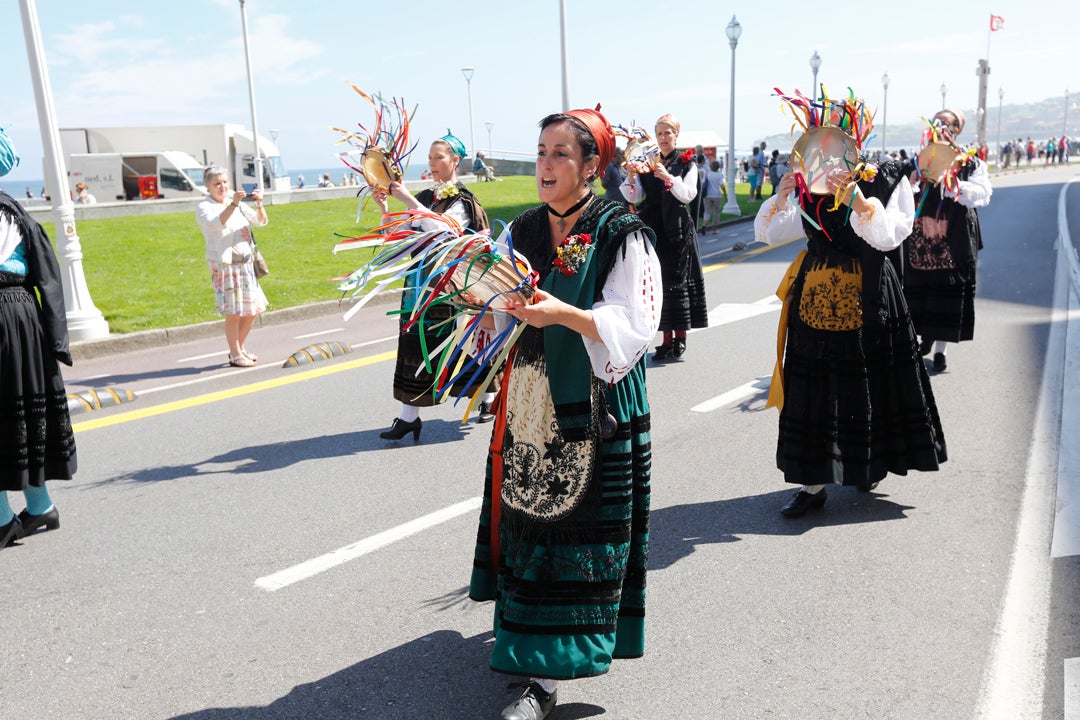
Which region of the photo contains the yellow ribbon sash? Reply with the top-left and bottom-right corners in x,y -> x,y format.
766,250 -> 808,411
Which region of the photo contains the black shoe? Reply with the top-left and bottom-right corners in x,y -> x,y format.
653,343 -> 674,362
780,488 -> 827,518
18,506 -> 60,535
918,337 -> 933,356
673,337 -> 686,358
501,682 -> 557,720
1,516 -> 23,549
477,401 -> 495,423
932,352 -> 947,373
379,417 -> 422,441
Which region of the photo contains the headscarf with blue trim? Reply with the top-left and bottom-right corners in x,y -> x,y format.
438,130 -> 467,159
0,127 -> 20,178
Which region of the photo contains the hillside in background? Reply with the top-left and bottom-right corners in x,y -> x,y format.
761,93 -> 1076,153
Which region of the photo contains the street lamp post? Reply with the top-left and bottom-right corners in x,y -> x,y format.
882,72 -> 890,155
809,50 -> 821,100
721,15 -> 742,217
239,0 -> 264,191
484,121 -> 494,152
461,67 -> 475,156
18,0 -> 108,341
940,82 -> 948,110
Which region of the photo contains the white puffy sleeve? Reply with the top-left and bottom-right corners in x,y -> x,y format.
754,195 -> 803,245
582,230 -> 662,383
850,174 -> 916,251
668,162 -> 698,204
943,160 -> 993,208
491,224 -> 662,383
620,173 -> 643,205
410,195 -> 471,232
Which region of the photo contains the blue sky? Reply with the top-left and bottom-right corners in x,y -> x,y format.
2,0 -> 1076,184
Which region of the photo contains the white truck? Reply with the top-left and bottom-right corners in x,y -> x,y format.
64,151 -> 206,202
58,124 -> 291,199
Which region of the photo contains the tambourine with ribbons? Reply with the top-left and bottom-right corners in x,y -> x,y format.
613,124 -> 660,174
774,86 -> 880,233
332,211 -> 536,418
332,85 -> 418,193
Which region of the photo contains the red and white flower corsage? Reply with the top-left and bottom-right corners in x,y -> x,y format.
552,233 -> 592,277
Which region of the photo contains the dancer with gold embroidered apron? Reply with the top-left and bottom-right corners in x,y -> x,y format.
468,107 -> 661,720
903,109 -> 992,374
754,89 -> 947,518
373,131 -> 493,441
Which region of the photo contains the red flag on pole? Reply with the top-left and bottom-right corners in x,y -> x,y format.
990,14 -> 1005,31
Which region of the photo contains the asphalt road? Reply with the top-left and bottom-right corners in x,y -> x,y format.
3,168 -> 1078,720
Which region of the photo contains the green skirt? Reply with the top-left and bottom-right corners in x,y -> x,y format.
469,357 -> 652,680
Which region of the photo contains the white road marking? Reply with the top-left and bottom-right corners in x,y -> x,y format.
1067,658 -> 1080,720
691,377 -> 770,413
688,298 -> 781,334
178,350 -> 230,362
255,497 -> 483,592
974,178 -> 1077,720
294,328 -> 345,339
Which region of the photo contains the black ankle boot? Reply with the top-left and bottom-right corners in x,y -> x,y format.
380,417 -> 422,441
653,343 -> 674,362
673,337 -> 686,358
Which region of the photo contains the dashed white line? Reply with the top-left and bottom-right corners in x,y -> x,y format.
691,377 -> 770,413
294,328 -> 346,340
255,497 -> 483,592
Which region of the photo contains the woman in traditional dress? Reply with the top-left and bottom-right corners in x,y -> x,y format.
195,166 -> 269,367
903,108 -> 992,374
468,107 -> 661,720
754,91 -> 947,518
374,132 -> 493,441
0,128 -> 76,549
620,113 -> 708,361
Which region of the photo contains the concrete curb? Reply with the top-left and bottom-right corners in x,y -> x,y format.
69,294 -> 396,362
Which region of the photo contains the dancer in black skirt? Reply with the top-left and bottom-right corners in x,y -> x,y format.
373,132 -> 492,441
0,128 -> 76,548
754,92 -> 947,518
620,113 -> 708,361
903,108 -> 992,374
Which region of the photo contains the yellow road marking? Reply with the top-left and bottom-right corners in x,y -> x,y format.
73,237 -> 803,434
73,351 -> 396,433
703,237 -> 801,273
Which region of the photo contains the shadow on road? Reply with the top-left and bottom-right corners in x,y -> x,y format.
83,421 -> 474,487
649,488 -> 916,571
168,625 -> 606,720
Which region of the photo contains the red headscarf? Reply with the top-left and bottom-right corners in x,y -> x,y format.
565,104 -> 616,172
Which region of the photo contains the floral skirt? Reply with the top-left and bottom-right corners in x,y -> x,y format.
210,261 -> 268,317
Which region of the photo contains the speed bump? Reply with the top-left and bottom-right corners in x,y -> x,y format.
67,387 -> 137,415
283,340 -> 353,367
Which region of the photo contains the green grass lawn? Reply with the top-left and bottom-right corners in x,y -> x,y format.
42,176 -> 761,334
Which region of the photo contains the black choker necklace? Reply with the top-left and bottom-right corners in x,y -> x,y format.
547,193 -> 593,234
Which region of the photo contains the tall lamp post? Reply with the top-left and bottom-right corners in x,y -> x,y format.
809,50 -> 821,100
239,0 -> 264,191
721,15 -> 742,217
461,67 -> 475,156
18,0 -> 108,340
484,121 -> 494,152
882,72 -> 890,155
940,82 -> 948,110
